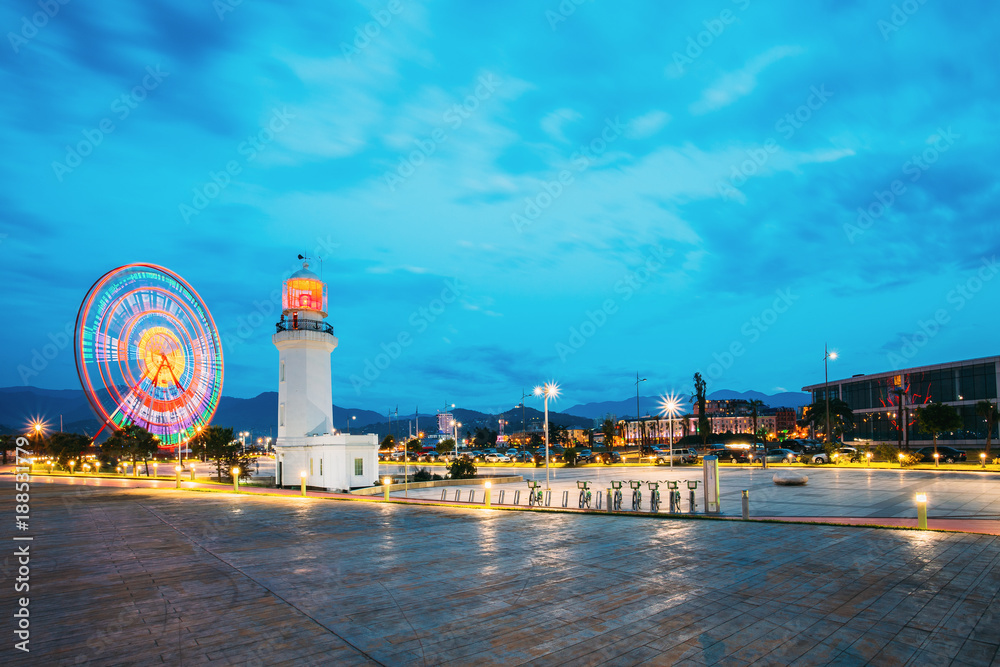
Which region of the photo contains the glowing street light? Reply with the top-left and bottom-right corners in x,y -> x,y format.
175,464 -> 182,489
823,345 -> 838,444
866,451 -> 872,467
301,470 -> 308,496
232,467 -> 241,492
533,381 -> 560,490
915,492 -> 928,529
658,392 -> 683,469
981,452 -> 987,469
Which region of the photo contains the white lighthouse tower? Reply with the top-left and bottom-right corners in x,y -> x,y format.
272,260 -> 378,491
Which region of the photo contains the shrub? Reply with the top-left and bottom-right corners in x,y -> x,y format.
563,447 -> 578,466
449,458 -> 477,479
413,468 -> 433,482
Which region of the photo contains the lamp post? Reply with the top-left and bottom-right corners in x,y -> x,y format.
823,345 -> 837,444
658,392 -> 682,470
635,372 -> 647,456
174,465 -> 182,489
534,382 -> 560,490
232,467 -> 241,492
69,460 -> 75,475
300,470 -> 308,496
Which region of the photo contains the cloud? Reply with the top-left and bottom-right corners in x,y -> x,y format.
626,110 -> 671,139
690,45 -> 804,115
540,108 -> 582,143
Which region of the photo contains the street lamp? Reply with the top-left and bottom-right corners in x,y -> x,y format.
823,345 -> 837,444
533,381 -> 560,490
635,372 -> 647,454
658,392 -> 683,469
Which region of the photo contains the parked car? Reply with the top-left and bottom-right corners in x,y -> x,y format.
914,446 -> 967,463
484,452 -> 511,463
438,452 -> 456,463
470,450 -> 486,461
389,451 -> 407,462
808,446 -> 858,464
505,448 -> 519,459
752,448 -> 798,464
594,451 -> 622,464
417,450 -> 439,462
575,449 -> 593,463
513,451 -> 534,463
705,448 -> 750,464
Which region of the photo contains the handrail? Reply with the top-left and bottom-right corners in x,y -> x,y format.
275,320 -> 334,335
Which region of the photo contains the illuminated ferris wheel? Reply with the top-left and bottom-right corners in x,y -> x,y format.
74,264 -> 224,448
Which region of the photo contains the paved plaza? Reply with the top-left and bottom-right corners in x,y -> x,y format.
383,463 -> 1000,520
5,477 -> 1000,665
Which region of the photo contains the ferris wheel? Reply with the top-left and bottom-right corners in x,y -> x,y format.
74,263 -> 224,448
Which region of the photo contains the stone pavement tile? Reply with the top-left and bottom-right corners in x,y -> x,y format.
954,638 -> 1000,665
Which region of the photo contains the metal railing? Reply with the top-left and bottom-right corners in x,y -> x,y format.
275,320 -> 334,335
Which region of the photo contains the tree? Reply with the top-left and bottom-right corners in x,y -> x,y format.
805,398 -> 853,442
528,432 -> 543,448
547,423 -> 568,446
405,438 -> 422,453
449,458 -> 477,479
749,399 -> 764,454
472,427 -> 498,448
977,400 -> 999,458
437,438 -> 456,454
601,417 -> 617,448
380,434 -> 396,451
1,434 -> 16,464
102,424 -> 158,474
47,432 -> 92,466
693,372 -> 709,449
188,426 -> 255,481
563,446 -> 579,466
915,403 -> 963,459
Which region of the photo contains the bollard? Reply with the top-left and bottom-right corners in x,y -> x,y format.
513,490 -> 520,505
454,489 -> 460,502
498,489 -> 505,505
174,465 -> 182,490
469,490 -> 476,503
596,490 -> 602,510
561,490 -> 568,508
916,493 -> 928,529
233,467 -> 241,492
545,490 -> 551,507
305,471 -> 312,498
485,482 -> 492,507
441,489 -> 447,501
190,465 -> 197,481
382,476 -> 391,501
741,489 -> 750,520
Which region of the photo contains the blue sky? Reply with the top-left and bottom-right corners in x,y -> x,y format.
2,0 -> 998,414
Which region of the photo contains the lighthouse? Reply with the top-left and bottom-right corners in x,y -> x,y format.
272,260 -> 378,491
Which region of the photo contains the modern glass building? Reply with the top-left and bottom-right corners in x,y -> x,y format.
802,356 -> 1000,449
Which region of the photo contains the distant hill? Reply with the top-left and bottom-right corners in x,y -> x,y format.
0,387 -> 593,439
562,389 -> 810,420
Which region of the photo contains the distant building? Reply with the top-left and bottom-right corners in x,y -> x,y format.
802,355 -> 999,448
437,412 -> 454,436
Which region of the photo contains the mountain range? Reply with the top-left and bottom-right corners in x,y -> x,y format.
0,386 -> 809,438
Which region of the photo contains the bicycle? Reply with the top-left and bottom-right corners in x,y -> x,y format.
610,480 -> 623,511
629,480 -> 643,511
577,480 -> 592,509
647,481 -> 661,513
527,481 -> 544,507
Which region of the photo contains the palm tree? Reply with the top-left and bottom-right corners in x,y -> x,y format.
977,400 -> 999,459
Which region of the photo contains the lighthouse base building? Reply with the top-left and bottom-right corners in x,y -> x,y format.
270,261 -> 378,491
